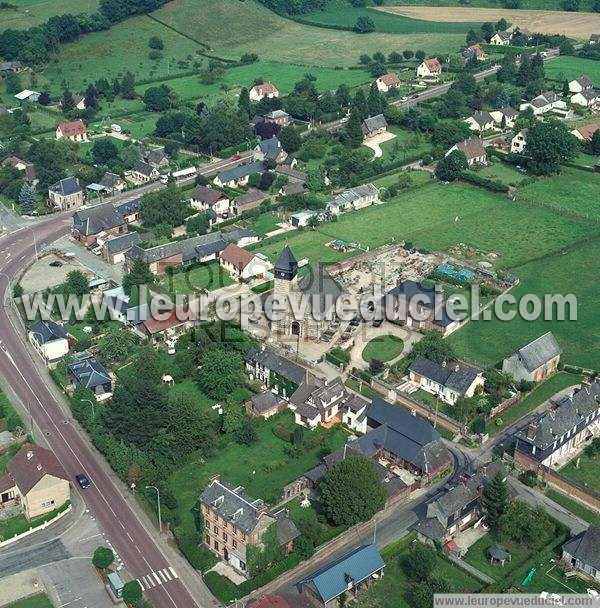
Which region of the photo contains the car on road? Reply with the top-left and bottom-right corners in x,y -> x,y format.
411,94 -> 419,99
399,96 -> 408,102
49,260 -> 62,267
76,474 -> 91,489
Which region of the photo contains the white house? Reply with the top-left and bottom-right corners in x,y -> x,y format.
218,244 -> 272,280
571,89 -> 599,107
130,160 -> 159,183
570,123 -> 599,142
490,30 -> 512,45
416,58 -> 442,81
213,161 -> 264,189
489,105 -> 518,128
519,91 -> 566,115
28,320 -> 69,365
290,209 -> 318,228
446,138 -> 487,167
249,82 -> 279,102
510,128 -> 528,154
568,75 -> 593,94
14,90 -> 40,103
189,184 -> 231,220
55,119 -> 88,142
465,110 -> 494,133
375,73 -> 401,92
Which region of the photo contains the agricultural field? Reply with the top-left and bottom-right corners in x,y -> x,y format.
0,0 -> 99,30
516,166 -> 600,221
385,0 -> 595,8
152,0 -> 466,67
544,55 -> 600,84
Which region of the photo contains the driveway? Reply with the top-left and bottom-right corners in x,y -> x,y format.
363,131 -> 397,158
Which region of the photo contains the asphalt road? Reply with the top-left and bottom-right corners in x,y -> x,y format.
0,216 -> 208,608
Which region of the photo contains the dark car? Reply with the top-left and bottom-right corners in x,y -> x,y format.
412,94 -> 419,99
372,318 -> 383,327
76,474 -> 91,489
49,260 -> 62,267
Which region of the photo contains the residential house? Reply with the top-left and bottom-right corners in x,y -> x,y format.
125,232 -> 228,275
409,356 -> 485,406
103,232 -> 142,264
463,44 -> 486,61
383,280 -> 462,336
465,110 -> 494,133
326,183 -> 379,215
249,82 -> 280,102
490,30 -> 512,45
254,136 -> 287,164
290,376 -> 352,429
562,525 -> 600,583
245,345 -> 311,399
301,545 -> 385,607
130,160 -> 159,183
233,190 -> 269,215
72,202 -> 127,246
514,378 -> 600,471
48,177 -> 84,211
502,332 -> 561,383
571,123 -> 599,142
28,320 -> 69,365
199,477 -> 298,575
510,128 -> 528,154
223,228 -> 259,248
245,392 -> 287,419
571,88 -> 599,108
2,155 -> 36,181
56,119 -> 88,142
569,75 -> 593,94
14,90 -> 40,104
219,243 -> 271,280
589,34 -> 600,44
375,73 -> 401,92
281,181 -> 307,196
362,114 -> 388,139
115,198 -> 141,224
446,138 -> 487,166
290,209 -> 318,228
520,91 -> 566,115
145,147 -> 169,168
0,444 -> 69,521
489,105 -> 518,129
189,185 -> 231,220
213,161 -> 264,188
263,110 -> 292,127
99,172 -> 126,194
68,355 -> 112,401
417,58 -> 442,81
141,307 -> 194,342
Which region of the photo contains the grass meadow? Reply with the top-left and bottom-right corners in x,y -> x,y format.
544,55 -> 600,84
385,0 -> 596,11
0,0 -> 99,30
560,450 -> 600,494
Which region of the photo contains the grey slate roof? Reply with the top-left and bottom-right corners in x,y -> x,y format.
362,114 -> 388,135
412,516 -> 447,542
199,479 -> 266,535
274,245 -> 298,278
72,203 -> 125,236
246,346 -> 307,385
471,110 -> 493,127
224,228 -> 258,243
563,525 -> 600,572
115,197 -> 141,217
257,136 -> 283,161
273,509 -> 300,545
454,138 -> 486,161
68,357 -> 111,390
190,185 -> 228,205
29,320 -> 67,344
410,356 -> 481,394
217,161 -> 264,184
506,332 -> 561,373
99,172 -> 124,189
50,177 -> 81,196
579,88 -> 598,102
250,391 -> 283,413
305,544 -> 385,604
132,160 -> 155,177
105,232 -> 141,254
575,75 -> 593,89
126,232 -> 226,264
297,263 -> 345,309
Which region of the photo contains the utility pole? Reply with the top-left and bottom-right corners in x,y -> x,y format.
146,485 -> 162,533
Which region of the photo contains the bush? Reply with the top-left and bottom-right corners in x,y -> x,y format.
272,422 -> 293,443
460,171 -> 509,192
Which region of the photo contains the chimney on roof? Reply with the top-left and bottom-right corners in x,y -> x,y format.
582,373 -> 591,386
233,508 -> 243,519
527,420 -> 537,439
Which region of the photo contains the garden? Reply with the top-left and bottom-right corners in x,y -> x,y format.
362,334 -> 404,363
559,437 -> 600,495
4,596 -> 54,608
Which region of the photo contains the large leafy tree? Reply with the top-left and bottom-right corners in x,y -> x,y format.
92,138 -> 119,165
140,183 -> 187,227
197,348 -> 244,399
525,120 -> 577,175
482,471 -> 508,533
411,331 -> 456,365
320,456 -> 386,526
92,546 -> 114,570
166,392 -> 217,456
278,126 -> 302,153
18,182 -> 37,214
435,149 -> 468,182
97,329 -> 136,362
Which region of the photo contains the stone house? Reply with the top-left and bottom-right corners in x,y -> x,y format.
502,332 -> 561,383
48,177 -> 84,211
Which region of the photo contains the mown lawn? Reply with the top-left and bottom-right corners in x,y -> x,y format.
379,126 -> 431,163
249,212 -> 280,236
544,55 -> 600,85
517,166 -> 600,221
157,262 -> 234,295
0,0 -> 99,29
486,372 -> 582,435
464,535 -> 533,582
560,450 -> 600,494
362,335 -> 404,362
476,161 -> 529,187
5,594 -> 54,608
354,533 -> 482,608
545,489 -> 600,527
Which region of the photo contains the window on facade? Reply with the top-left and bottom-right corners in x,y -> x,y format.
213,525 -> 218,534
233,540 -> 237,549
223,533 -> 228,542
214,540 -> 219,550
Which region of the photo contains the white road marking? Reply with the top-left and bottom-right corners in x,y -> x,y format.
168,567 -> 178,579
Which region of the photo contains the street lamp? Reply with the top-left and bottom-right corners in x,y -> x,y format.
79,398 -> 95,420
146,485 -> 162,533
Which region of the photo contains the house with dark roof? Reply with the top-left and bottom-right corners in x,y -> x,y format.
519,90 -> 567,115
465,110 -> 494,133
569,75 -> 593,94
0,444 -> 69,520
68,355 -> 112,401
233,190 -> 270,215
490,105 -> 518,128
199,477 -> 298,575
514,378 -> 600,471
490,30 -> 512,45
245,391 -> 287,419
446,138 -> 487,166
115,197 -> 141,223
245,345 -> 312,399
28,320 -> 69,365
571,88 -> 599,108
325,183 -> 379,216
223,228 -> 259,248
130,160 -> 159,183
48,177 -> 83,211
511,128 -> 529,154
99,172 -> 126,194
409,356 -> 484,406
463,44 -> 486,61
502,332 -> 561,383
254,136 -> 287,164
102,232 -> 142,264
362,114 -> 388,138
72,202 -> 127,246
189,185 -> 231,220
301,544 -> 385,606
213,161 -> 265,188
562,525 -> 600,582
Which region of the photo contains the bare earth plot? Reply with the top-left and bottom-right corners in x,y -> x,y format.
378,6 -> 600,39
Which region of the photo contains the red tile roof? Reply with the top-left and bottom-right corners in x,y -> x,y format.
251,82 -> 278,95
378,73 -> 401,87
576,123 -> 599,140
58,119 -> 86,137
7,444 -> 68,495
424,58 -> 442,73
248,594 -> 315,608
220,243 -> 255,272
142,307 -> 192,335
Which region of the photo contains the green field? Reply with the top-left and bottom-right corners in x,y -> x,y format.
362,334 -> 404,362
477,161 -> 530,187
379,125 -> 431,162
386,0 -> 596,10
517,166 -> 600,221
156,262 -> 234,295
545,489 -> 600,527
4,595 -> 54,608
560,450 -> 600,494
300,0 -> 481,34
544,55 -> 600,84
0,0 -> 99,30
152,0 -> 466,67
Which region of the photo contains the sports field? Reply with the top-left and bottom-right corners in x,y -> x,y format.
0,0 -> 99,30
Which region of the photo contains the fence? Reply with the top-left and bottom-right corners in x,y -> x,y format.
540,465 -> 600,513
0,503 -> 72,549
485,391 -> 521,424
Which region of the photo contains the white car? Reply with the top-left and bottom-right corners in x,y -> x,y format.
400,96 -> 408,102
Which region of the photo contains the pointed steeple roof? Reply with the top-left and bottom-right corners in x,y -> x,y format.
274,245 -> 298,279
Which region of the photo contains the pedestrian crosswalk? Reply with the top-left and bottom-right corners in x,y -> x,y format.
137,567 -> 178,590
